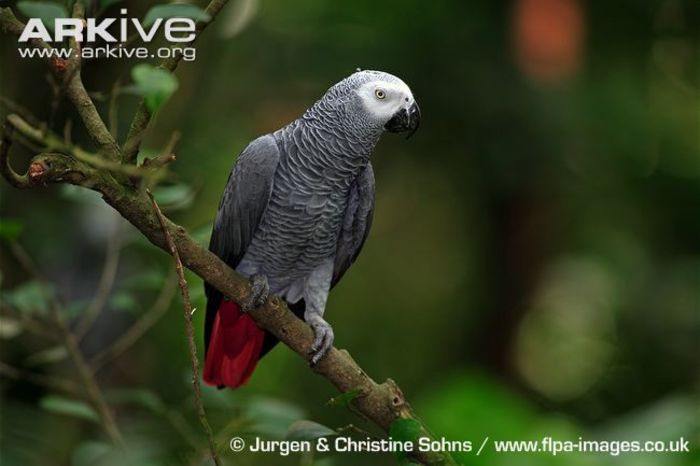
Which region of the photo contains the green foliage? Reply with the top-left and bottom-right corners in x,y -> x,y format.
109,290 -> 137,312
1,281 -> 52,315
286,420 -> 336,441
389,418 -> 423,463
142,4 -> 211,27
0,218 -> 23,241
24,345 -> 68,366
39,396 -> 100,423
103,388 -> 165,414
16,2 -> 68,32
152,183 -> 195,211
131,64 -> 179,113
2,2 -> 699,466
71,441 -> 113,466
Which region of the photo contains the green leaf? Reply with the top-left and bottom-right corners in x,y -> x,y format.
153,183 -> 195,211
71,441 -> 112,466
286,420 -> 337,441
104,388 -> 165,413
109,291 -> 136,312
0,316 -> 23,339
326,388 -> 362,408
131,64 -> 179,113
40,396 -> 100,423
135,148 -> 160,166
25,345 -> 68,366
389,418 -> 423,463
1,281 -> 52,315
142,4 -> 211,27
0,218 -> 24,241
16,2 -> 68,32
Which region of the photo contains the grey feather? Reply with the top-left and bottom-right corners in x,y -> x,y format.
204,135 -> 279,350
209,135 -> 280,268
205,70 -> 412,360
331,162 -> 375,287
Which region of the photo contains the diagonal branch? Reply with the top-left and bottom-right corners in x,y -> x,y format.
0,2 -> 455,462
0,140 -> 455,465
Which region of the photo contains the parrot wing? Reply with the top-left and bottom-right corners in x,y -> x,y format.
331,162 -> 375,288
204,135 -> 280,353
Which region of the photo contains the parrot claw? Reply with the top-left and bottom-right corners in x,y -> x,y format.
241,274 -> 269,313
308,317 -> 334,366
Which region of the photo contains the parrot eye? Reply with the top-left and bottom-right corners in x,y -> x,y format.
374,89 -> 386,100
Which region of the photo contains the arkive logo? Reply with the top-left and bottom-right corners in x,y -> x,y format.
17,8 -> 198,61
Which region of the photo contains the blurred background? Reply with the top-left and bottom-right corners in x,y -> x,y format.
1,0 -> 698,465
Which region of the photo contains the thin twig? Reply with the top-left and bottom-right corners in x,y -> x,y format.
6,113 -> 160,178
0,123 -> 28,188
74,221 -> 124,340
90,269 -> 178,372
0,361 -> 83,396
0,96 -> 42,127
122,0 -> 230,163
146,190 -> 221,466
9,241 -> 125,447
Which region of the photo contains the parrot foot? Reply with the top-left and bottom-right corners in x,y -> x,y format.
307,315 -> 334,366
241,274 -> 269,313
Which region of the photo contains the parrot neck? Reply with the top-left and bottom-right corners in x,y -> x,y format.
281,116 -> 379,183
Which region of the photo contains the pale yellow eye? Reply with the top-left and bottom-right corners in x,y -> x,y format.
375,89 -> 386,100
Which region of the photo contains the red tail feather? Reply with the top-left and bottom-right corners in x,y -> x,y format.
203,300 -> 265,389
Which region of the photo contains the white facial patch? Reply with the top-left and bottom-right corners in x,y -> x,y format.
357,79 -> 414,122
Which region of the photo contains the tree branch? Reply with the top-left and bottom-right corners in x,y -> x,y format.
5,113 -> 161,178
74,222 -> 124,340
1,138 -> 454,465
0,2 -> 455,463
0,6 -> 121,160
64,1 -> 121,160
121,0 -> 231,163
147,189 -> 222,466
0,361 -> 83,396
89,270 -> 178,372
0,7 -> 54,64
9,241 -> 125,446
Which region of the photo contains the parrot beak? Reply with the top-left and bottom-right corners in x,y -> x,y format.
385,101 -> 421,139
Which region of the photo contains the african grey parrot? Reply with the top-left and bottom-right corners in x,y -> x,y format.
203,70 -> 420,389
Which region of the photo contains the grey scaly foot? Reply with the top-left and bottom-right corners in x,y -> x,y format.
307,314 -> 334,366
241,274 -> 269,313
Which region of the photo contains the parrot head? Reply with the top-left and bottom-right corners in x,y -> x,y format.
317,70 -> 421,140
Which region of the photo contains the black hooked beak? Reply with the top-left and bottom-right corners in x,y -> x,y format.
384,101 -> 421,139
